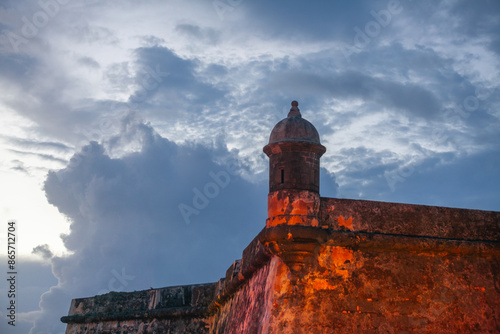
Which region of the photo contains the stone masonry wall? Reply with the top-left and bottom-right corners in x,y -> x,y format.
319,197 -> 500,240
62,198 -> 500,333
62,283 -> 216,334
209,257 -> 280,333
262,226 -> 499,333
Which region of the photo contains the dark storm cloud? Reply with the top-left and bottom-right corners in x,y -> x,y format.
241,0 -> 373,40
128,46 -> 225,112
448,1 -> 500,42
265,70 -> 440,118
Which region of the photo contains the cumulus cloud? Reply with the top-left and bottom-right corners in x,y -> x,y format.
31,116 -> 279,333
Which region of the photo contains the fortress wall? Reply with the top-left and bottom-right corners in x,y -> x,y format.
209,257 -> 281,333
62,283 -> 216,334
62,101 -> 500,333
262,226 -> 499,333
319,197 -> 500,240
62,198 -> 500,334
65,316 -> 209,334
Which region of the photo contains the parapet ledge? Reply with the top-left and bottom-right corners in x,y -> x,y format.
319,197 -> 500,241
260,225 -> 499,257
61,282 -> 217,324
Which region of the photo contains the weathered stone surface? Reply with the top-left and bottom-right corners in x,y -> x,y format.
209,258 -> 280,333
268,115 -> 321,145
320,197 -> 500,241
262,226 -> 500,334
264,141 -> 325,193
208,225 -> 500,333
267,189 -> 321,227
65,317 -> 209,334
62,283 -> 216,334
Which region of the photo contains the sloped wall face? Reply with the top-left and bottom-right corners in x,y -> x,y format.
266,241 -> 499,334
209,257 -> 281,334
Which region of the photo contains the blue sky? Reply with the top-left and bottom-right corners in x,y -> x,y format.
0,0 -> 499,332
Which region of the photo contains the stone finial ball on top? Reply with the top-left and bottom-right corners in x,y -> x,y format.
288,100 -> 302,117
